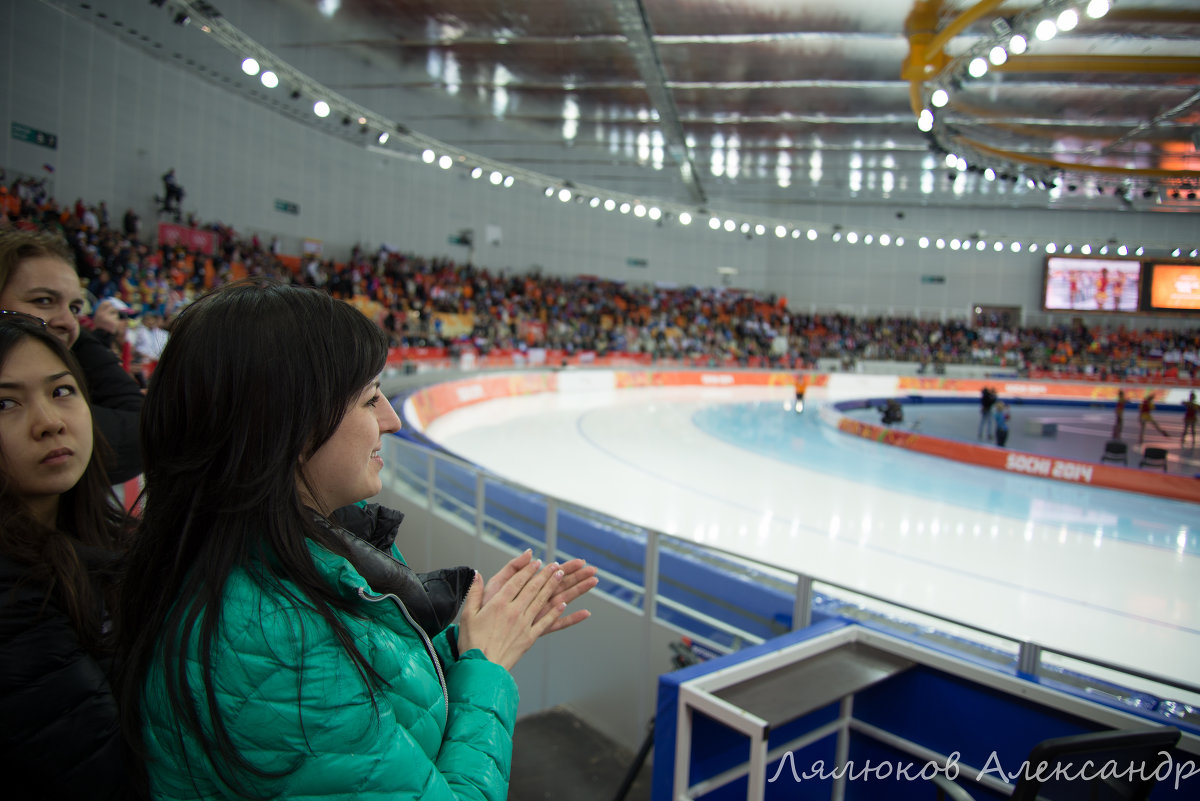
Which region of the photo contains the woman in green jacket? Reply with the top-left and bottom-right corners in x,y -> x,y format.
115,279 -> 596,799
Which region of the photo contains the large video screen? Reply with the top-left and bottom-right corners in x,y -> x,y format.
1042,257 -> 1142,312
1146,263 -> 1200,312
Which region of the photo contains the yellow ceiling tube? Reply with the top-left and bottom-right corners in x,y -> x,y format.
901,0 -> 947,117
990,55 -> 1200,76
958,136 -> 1200,180
922,0 -> 1009,64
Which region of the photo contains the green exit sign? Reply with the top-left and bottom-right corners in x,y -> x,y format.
11,122 -> 57,150
274,199 -> 300,215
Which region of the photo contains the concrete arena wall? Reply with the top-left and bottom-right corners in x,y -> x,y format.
401,368 -> 1200,503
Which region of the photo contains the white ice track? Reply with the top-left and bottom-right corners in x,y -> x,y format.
422,385 -> 1200,692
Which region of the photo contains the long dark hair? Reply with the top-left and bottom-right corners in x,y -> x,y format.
0,313 -> 127,654
115,278 -> 390,793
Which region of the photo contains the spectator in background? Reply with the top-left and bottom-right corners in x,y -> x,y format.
1181,391 -> 1197,449
130,310 -> 168,365
978,386 -> 996,441
1139,391 -> 1169,444
122,208 -> 139,239
993,400 -> 1010,447
1112,389 -> 1127,440
0,229 -> 144,482
0,312 -> 134,799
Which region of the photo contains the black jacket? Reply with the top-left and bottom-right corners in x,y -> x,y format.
0,552 -> 130,800
72,329 -> 144,483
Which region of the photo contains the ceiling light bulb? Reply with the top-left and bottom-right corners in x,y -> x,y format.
984,168 -> 996,181
1081,244 -> 1092,254
846,232 -> 858,244
931,89 -> 949,108
754,224 -> 766,236
678,212 -> 692,225
649,207 -> 662,221
968,57 -> 988,78
917,109 -> 934,132
377,131 -> 389,145
241,57 -> 260,75
919,236 -> 930,248
1009,34 -> 1027,55
709,216 -> 721,229
503,175 -> 515,187
489,170 -> 502,184
775,225 -> 787,238
1057,9 -> 1078,31
945,153 -> 959,168
880,234 -> 891,246
558,188 -> 572,202
807,229 -> 817,240
1046,243 -> 1057,253
423,149 -> 436,164
1036,19 -> 1058,41
313,100 -> 331,118
260,70 -> 278,89
470,167 -> 483,179
438,154 -> 453,169
989,46 -> 1008,66
634,204 -> 647,217
1086,0 -> 1110,19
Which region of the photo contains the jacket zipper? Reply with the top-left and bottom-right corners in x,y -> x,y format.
357,587 -> 449,729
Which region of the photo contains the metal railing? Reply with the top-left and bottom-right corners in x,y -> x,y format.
381,433 -> 1200,729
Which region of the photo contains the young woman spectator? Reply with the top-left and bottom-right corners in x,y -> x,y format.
0,230 -> 144,482
116,279 -> 596,799
0,311 -> 133,799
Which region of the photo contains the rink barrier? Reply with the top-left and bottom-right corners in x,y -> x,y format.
402,368 -> 1197,503
826,395 -> 1200,505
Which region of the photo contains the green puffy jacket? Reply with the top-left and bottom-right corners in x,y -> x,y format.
141,523 -> 518,800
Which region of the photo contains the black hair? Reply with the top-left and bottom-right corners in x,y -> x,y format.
115,278 -> 390,794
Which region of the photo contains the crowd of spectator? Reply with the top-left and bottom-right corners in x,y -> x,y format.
2,171 -> 1198,382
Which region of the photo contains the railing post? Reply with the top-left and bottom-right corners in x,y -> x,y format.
545,498 -> 558,562
425,450 -> 436,511
642,530 -> 661,749
1018,641 -> 1042,676
474,472 -> 485,538
792,573 -> 814,630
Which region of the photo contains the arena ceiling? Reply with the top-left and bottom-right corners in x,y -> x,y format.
50,0 -> 1200,225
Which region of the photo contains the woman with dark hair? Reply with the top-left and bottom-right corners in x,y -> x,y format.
117,279 -> 596,799
0,311 -> 133,799
0,229 -> 145,482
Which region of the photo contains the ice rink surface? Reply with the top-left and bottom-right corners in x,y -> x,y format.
423,385 -> 1199,689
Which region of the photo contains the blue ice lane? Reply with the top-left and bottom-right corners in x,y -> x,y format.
690,402 -> 1199,556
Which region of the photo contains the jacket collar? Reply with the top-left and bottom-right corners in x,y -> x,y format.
309,514 -> 473,638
